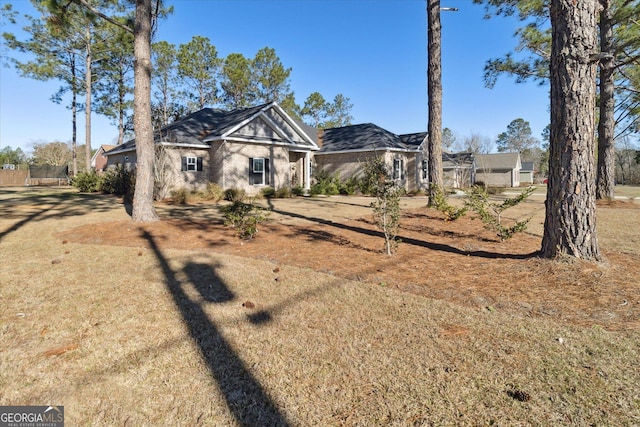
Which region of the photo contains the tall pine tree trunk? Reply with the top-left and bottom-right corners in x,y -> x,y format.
427,0 -> 443,207
541,0 -> 601,260
84,24 -> 92,172
596,0 -> 616,200
131,0 -> 158,222
71,56 -> 78,176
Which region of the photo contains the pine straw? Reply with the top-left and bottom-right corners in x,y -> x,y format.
60,198 -> 640,332
2,188 -> 640,425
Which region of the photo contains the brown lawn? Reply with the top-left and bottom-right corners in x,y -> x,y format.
59,195 -> 640,331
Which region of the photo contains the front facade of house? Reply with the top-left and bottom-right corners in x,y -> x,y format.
104,102 -> 527,195
91,145 -> 116,172
443,152 -> 475,189
519,161 -> 535,184
475,153 -> 522,187
314,124 -> 429,192
104,103 -> 318,196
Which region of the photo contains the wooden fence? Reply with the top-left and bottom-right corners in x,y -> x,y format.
0,170 -> 29,186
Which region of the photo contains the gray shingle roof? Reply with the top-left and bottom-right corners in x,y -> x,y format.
105,103 -> 286,155
399,132 -> 428,149
476,153 -> 521,170
162,104 -> 267,143
319,124 -> 424,153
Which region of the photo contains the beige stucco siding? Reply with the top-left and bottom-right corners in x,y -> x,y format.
314,151 -> 422,191
159,148 -> 210,193
476,169 -> 519,187
105,151 -> 136,171
221,141 -> 290,195
314,151 -> 380,182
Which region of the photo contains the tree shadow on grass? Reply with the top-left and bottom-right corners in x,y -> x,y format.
141,230 -> 291,426
0,190 -> 124,242
267,207 -> 539,260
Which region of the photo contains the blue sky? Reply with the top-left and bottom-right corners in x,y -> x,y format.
0,0 -> 550,154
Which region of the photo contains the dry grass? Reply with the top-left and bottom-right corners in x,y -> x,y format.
1,186 -> 639,426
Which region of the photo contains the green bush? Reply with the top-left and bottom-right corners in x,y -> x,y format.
430,185 -> 467,221
224,188 -> 246,202
292,185 -> 305,196
72,171 -> 101,193
339,176 -> 360,195
101,165 -> 134,197
310,169 -> 341,196
220,199 -> 270,239
464,185 -> 534,241
275,187 -> 292,198
359,157 -> 388,196
261,186 -> 276,198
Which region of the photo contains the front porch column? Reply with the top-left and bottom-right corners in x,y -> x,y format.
304,152 -> 311,191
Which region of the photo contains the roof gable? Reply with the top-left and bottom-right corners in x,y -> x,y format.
399,132 -> 428,150
106,102 -> 317,156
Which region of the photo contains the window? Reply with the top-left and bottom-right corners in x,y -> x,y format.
253,158 -> 264,173
249,157 -> 270,185
422,160 -> 428,180
181,156 -> 203,172
393,158 -> 403,180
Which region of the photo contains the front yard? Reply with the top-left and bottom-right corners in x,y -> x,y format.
1,187 -> 639,425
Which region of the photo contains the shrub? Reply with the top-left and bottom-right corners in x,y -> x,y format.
339,176 -> 360,195
275,187 -> 292,198
202,183 -> 224,202
359,156 -> 388,196
464,185 -> 534,241
224,188 -> 246,202
292,185 -> 305,197
220,199 -> 270,239
101,165 -> 134,197
310,169 -> 341,196
72,171 -> 101,193
363,157 -> 403,255
430,185 -> 467,221
261,186 -> 276,198
170,189 -> 190,204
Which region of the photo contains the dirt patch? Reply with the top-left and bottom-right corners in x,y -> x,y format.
58,199 -> 640,331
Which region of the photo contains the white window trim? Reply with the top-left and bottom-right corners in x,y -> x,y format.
186,156 -> 197,171
253,158 -> 265,174
393,158 -> 402,180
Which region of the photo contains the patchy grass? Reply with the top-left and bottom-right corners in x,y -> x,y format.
1,187 -> 639,425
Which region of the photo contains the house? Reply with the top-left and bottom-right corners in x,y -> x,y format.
91,144 -> 116,172
104,103 -> 318,196
519,161 -> 535,185
313,124 -> 429,192
442,151 -> 475,189
475,152 -> 522,187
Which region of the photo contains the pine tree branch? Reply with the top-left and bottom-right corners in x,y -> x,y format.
71,0 -> 133,34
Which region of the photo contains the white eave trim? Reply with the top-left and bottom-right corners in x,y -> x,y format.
104,146 -> 136,156
270,102 -> 318,148
317,146 -> 420,155
211,102 -> 318,148
157,141 -> 209,149
219,136 -> 319,151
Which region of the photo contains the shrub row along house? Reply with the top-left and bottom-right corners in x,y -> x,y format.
104,102 -> 526,197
